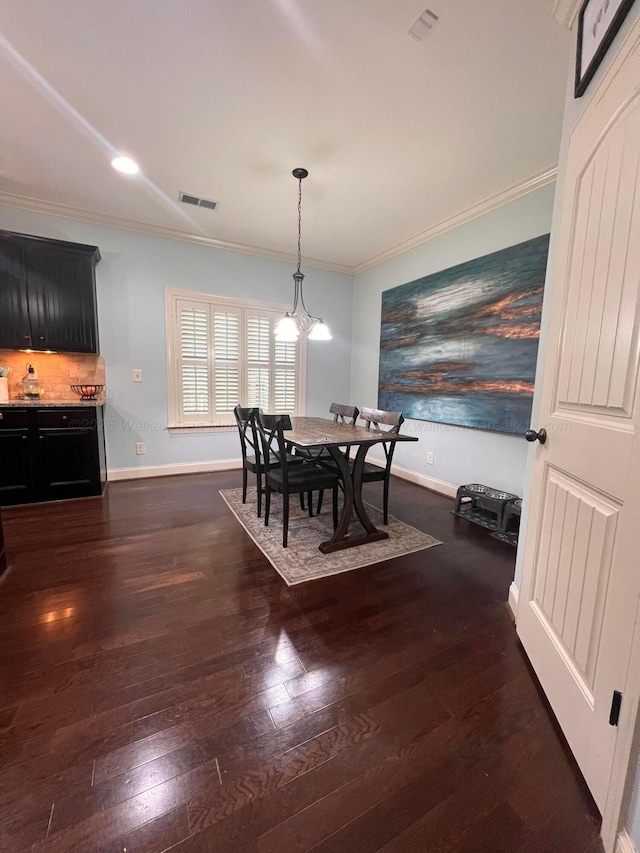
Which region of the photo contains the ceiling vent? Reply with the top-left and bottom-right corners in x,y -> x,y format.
408,9 -> 439,41
178,191 -> 219,211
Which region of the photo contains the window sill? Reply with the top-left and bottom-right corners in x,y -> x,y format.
167,425 -> 235,435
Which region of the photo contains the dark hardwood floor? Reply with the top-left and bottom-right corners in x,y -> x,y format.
0,472 -> 603,852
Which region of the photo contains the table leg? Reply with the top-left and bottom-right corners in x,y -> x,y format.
319,442 -> 389,554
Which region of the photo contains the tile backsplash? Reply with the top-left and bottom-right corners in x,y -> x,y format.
0,350 -> 106,402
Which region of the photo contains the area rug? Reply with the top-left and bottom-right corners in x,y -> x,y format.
220,487 -> 442,586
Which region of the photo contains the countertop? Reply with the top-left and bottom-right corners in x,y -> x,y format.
0,399 -> 105,408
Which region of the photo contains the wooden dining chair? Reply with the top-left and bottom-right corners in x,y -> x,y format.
330,402 -> 360,425
359,407 -> 404,524
233,405 -> 302,517
256,413 -> 340,548
320,406 -> 404,524
299,402 -> 360,506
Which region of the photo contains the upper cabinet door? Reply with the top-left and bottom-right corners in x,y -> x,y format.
0,240 -> 31,349
26,243 -> 99,353
0,231 -> 100,354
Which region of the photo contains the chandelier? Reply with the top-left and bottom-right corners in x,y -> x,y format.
274,168 -> 332,342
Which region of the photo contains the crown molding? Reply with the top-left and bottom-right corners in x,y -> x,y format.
0,191 -> 352,275
353,166 -> 558,275
552,0 -> 582,29
0,168 -> 557,278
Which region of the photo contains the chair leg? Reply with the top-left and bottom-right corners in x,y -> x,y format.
299,493 -> 305,510
242,468 -> 248,504
308,491 -> 314,517
256,473 -> 262,517
264,488 -> 271,526
383,479 -> 390,525
332,486 -> 338,530
283,494 -> 289,548
317,490 -> 324,515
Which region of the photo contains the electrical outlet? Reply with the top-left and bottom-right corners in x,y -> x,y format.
133,369 -> 143,382
427,451 -> 434,464
136,442 -> 145,455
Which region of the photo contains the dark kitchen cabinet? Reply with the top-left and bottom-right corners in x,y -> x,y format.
0,510 -> 6,576
0,406 -> 106,506
0,240 -> 30,350
0,231 -> 101,353
0,408 -> 33,504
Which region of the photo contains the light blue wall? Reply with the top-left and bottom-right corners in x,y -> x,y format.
0,205 -> 353,472
350,183 -> 556,497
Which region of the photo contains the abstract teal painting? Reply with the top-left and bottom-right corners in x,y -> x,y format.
378,234 -> 549,434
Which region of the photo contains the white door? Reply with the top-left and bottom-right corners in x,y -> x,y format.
517,24 -> 640,812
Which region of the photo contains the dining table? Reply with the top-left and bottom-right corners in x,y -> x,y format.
286,416 -> 418,554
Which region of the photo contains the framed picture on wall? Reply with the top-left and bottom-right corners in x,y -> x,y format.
575,0 -> 636,97
377,234 -> 550,436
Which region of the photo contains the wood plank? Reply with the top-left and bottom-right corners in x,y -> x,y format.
0,471 -> 603,852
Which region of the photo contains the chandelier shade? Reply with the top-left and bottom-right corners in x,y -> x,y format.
274,168 -> 332,342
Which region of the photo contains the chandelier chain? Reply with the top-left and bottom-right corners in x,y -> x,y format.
297,176 -> 302,274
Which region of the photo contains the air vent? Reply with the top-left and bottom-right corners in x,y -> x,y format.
408,8 -> 438,41
178,191 -> 219,211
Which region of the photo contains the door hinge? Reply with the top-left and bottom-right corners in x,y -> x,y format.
609,690 -> 623,726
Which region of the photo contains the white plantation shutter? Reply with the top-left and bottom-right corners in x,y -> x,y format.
246,316 -> 270,362
247,368 -> 270,408
177,301 -> 211,424
247,314 -> 271,409
274,338 -> 297,412
274,369 -> 296,411
182,365 -> 209,414
167,290 -> 305,428
212,311 -> 240,423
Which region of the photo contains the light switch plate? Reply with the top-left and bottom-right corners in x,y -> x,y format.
133,369 -> 143,382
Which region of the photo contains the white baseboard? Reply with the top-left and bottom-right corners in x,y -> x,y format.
615,829 -> 637,853
389,462 -> 458,499
508,582 -> 520,620
108,458 -> 241,481
107,455 -> 458,498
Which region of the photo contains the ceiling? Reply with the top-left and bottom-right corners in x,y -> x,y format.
0,0 -> 571,272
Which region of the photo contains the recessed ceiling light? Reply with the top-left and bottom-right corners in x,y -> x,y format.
111,155 -> 139,175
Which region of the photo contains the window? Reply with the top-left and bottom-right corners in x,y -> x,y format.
166,288 -> 307,428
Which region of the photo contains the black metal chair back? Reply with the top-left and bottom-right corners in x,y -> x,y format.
234,405 -> 261,467
256,413 -> 289,486
256,412 -> 339,547
234,405 -> 264,514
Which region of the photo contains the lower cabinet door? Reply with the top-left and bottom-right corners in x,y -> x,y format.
35,429 -> 101,499
0,431 -> 34,505
0,509 -> 6,574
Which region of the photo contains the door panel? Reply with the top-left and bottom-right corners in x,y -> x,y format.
532,467 -> 619,689
0,431 -> 33,503
517,26 -> 640,813
0,239 -> 30,349
26,245 -> 98,353
556,94 -> 640,418
35,430 -> 99,497
0,510 -> 6,575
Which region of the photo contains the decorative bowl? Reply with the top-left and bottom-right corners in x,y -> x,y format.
71,384 -> 104,400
